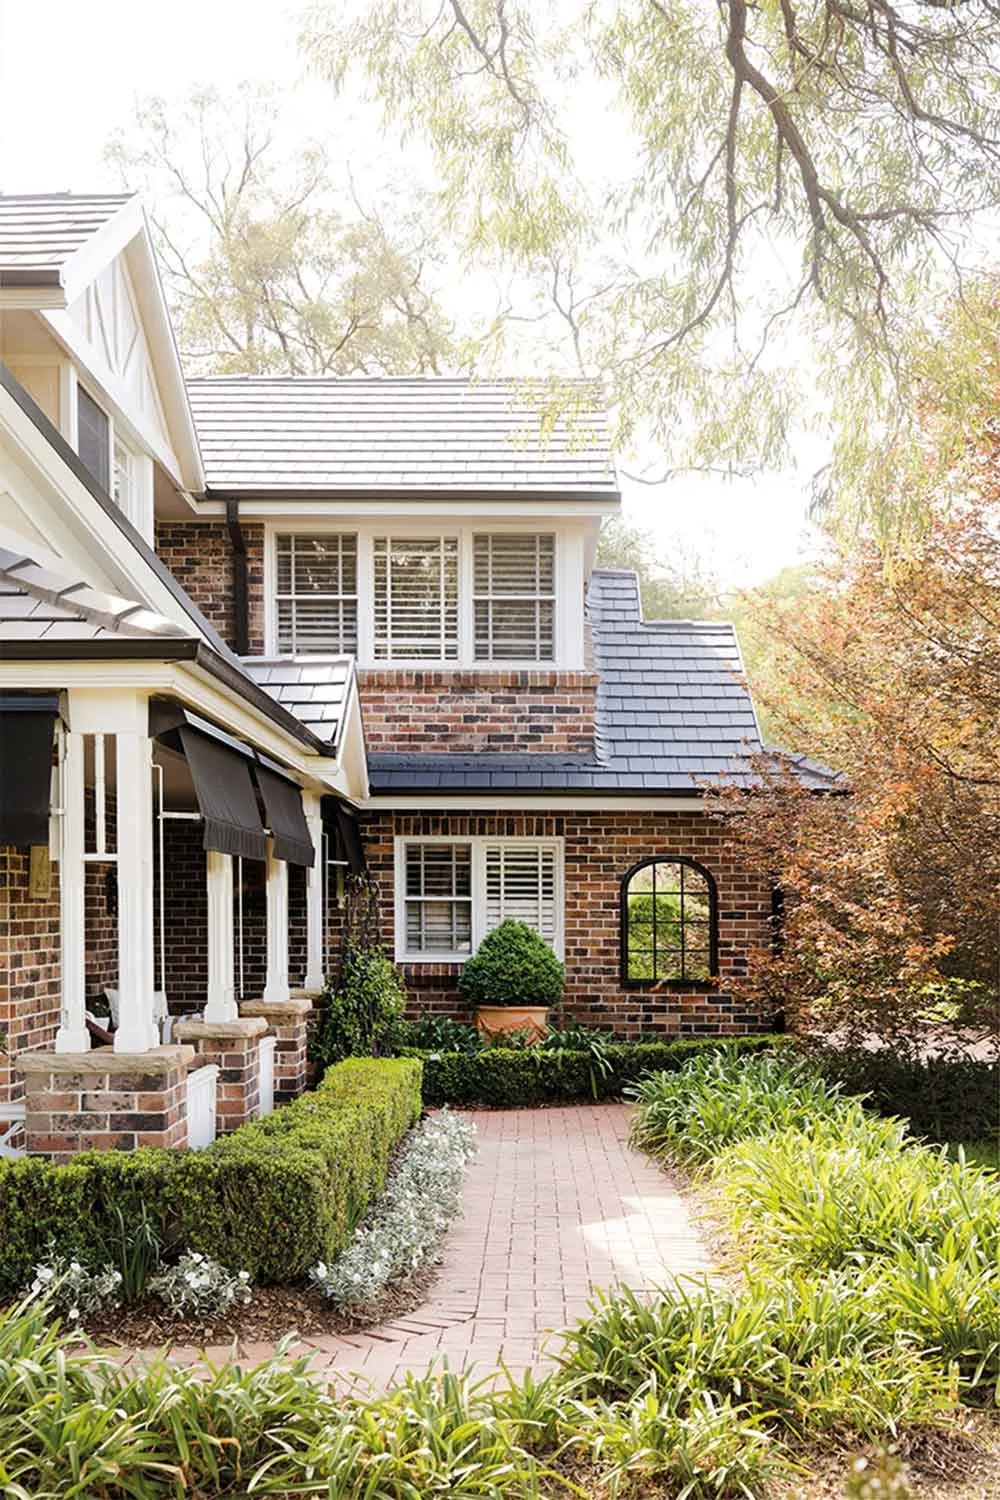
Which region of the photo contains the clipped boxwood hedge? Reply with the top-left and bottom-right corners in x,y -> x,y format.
0,1056 -> 421,1298
409,1035 -> 781,1107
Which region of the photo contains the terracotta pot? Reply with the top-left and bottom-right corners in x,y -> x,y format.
476,1005 -> 549,1042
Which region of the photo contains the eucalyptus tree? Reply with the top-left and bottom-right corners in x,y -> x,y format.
301,0 -> 1000,525
107,85 -> 456,375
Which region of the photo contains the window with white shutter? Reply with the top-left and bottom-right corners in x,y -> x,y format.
396,838 -> 563,960
484,843 -> 558,943
373,536 -> 459,661
275,534 -> 358,655
403,842 -> 473,955
473,533 -> 556,661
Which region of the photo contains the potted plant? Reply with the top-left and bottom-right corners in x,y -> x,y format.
458,919 -> 564,1041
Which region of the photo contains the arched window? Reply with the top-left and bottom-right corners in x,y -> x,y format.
621,858 -> 718,985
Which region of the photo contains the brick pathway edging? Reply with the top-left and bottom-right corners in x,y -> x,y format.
116,1105 -> 712,1387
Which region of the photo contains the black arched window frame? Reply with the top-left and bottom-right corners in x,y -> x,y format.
619,856 -> 720,988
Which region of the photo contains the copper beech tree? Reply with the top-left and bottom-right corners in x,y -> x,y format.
712,494 -> 1000,1048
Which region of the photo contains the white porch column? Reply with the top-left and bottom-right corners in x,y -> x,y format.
204,850 -> 237,1022
55,728 -> 89,1052
114,711 -> 159,1053
303,794 -> 325,991
262,840 -> 290,1004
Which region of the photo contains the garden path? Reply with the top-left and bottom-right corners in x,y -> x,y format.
131,1104 -> 712,1388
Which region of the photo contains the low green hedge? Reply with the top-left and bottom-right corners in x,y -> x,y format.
410,1035 -> 781,1106
809,1046 -> 999,1144
0,1057 -> 422,1298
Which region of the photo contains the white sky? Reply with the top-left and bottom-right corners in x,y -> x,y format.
0,0 -> 823,589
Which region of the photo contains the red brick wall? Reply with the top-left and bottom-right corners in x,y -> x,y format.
358,670 -> 598,754
0,846 -> 61,1108
362,810 -> 775,1036
154,520 -> 265,653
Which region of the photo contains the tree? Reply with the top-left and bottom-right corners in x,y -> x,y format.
106,86 -> 457,375
596,517 -> 721,621
713,491 -> 1000,1048
302,1 -> 1000,526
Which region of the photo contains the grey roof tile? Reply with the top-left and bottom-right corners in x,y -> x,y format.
0,193 -> 132,279
240,656 -> 354,752
186,377 -> 616,495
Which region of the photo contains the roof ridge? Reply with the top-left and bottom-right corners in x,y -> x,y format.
0,191 -> 134,201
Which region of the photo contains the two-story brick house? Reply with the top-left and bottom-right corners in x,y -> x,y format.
0,193 -> 827,1159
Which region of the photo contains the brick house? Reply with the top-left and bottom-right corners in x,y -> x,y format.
0,193 -> 830,1160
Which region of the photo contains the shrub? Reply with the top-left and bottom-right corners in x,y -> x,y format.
28,1253 -> 122,1323
0,1057 -> 422,1296
808,1045 -> 1000,1144
457,919 -> 564,1010
311,1109 -> 476,1308
312,945 -> 407,1069
149,1251 -> 252,1320
414,1034 -> 781,1107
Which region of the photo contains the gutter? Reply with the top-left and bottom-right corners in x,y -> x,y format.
225,498 -> 250,656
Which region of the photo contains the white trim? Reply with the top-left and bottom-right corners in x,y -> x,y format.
393,834 -> 565,963
263,519 -> 586,669
200,497 -> 617,520
370,795 -> 707,812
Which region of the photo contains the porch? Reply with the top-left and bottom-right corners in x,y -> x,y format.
1,685 -> 357,1159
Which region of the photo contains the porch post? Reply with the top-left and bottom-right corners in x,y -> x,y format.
262,840 -> 290,1004
54,728 -> 89,1052
203,850 -> 237,1022
303,793 -> 325,991
114,710 -> 159,1052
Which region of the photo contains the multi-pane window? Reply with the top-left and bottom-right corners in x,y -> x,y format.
275,534 -> 358,655
622,858 -> 716,983
485,843 -> 558,944
404,843 -> 473,955
77,385 -> 110,492
474,533 -> 555,661
398,838 -> 563,959
373,536 -> 459,660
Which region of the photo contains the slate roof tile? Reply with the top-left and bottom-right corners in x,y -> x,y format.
186,377 -> 616,495
0,193 -> 132,279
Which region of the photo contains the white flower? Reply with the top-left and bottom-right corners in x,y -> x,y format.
69,1261 -> 81,1273
238,1271 -> 250,1282
36,1267 -> 55,1284
68,1307 -> 80,1321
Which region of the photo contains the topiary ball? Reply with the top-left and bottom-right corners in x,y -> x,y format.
458,919 -> 564,1009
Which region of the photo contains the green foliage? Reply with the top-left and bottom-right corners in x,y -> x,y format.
394,1013 -> 484,1053
808,1046 -> 1000,1145
596,516 -> 721,621
413,1034 -> 780,1107
312,945 -> 408,1069
0,1058 -> 422,1297
457,919 -> 564,1010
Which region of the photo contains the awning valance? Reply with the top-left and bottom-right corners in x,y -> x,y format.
254,761 -> 314,868
326,799 -> 366,876
176,724 -> 268,862
0,694 -> 58,847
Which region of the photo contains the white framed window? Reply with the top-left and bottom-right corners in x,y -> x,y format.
113,438 -> 133,517
275,533 -> 358,655
373,535 -> 459,661
395,836 -> 564,962
474,533 -> 555,662
264,523 -> 587,668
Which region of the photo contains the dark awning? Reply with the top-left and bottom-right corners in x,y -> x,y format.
254,761 -> 314,867
176,725 -> 268,862
325,799 -> 366,876
0,693 -> 58,847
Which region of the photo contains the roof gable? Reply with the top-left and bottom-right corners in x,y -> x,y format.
186,376 -> 617,497
0,194 -> 132,286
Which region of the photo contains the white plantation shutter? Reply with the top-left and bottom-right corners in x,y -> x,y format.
404,842 -> 473,954
373,537 -> 459,660
275,534 -> 358,654
484,843 -> 558,945
473,533 -> 555,662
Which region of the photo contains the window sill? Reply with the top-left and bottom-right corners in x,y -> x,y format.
621,978 -> 721,992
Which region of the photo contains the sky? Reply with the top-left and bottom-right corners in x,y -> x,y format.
0,0 -> 824,590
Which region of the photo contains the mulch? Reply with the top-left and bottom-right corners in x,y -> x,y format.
36,1259 -> 444,1353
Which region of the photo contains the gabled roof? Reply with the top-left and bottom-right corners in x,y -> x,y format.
241,656 -> 355,754
0,540 -> 193,644
368,568 -> 839,796
186,377 -> 618,497
0,193 -> 132,285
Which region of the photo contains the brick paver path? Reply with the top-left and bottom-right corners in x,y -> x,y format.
129,1105 -> 711,1388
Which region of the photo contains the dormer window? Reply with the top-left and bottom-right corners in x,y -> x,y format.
77,385 -> 110,492
373,535 -> 459,661
275,533 -> 359,655
474,533 -> 555,662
